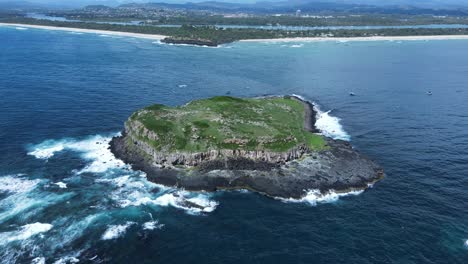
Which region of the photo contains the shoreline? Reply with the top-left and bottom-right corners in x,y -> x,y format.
240,35 -> 468,43
0,23 -> 167,40
3,23 -> 468,44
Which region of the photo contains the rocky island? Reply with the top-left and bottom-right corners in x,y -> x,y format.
110,95 -> 383,199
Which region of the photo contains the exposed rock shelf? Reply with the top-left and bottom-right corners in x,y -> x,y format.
110,95 -> 383,199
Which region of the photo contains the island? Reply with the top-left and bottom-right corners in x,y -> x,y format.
110,95 -> 384,199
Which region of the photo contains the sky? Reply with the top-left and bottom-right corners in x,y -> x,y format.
0,0 -> 467,9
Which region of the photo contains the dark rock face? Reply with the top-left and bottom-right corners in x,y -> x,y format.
110,136 -> 383,199
109,96 -> 384,199
161,37 -> 218,47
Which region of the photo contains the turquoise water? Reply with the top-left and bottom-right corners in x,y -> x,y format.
0,26 -> 467,263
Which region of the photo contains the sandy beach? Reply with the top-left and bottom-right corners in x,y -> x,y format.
0,23 -> 167,40
3,23 -> 468,43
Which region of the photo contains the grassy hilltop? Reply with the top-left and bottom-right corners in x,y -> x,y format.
127,96 -> 326,153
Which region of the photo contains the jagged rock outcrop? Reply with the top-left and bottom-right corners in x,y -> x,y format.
110,95 -> 384,199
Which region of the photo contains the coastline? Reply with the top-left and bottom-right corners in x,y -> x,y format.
240,35 -> 468,43
0,23 -> 167,40
3,23 -> 468,44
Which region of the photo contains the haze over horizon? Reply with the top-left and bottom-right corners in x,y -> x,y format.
1,0 -> 468,9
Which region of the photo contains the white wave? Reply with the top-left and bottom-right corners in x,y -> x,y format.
54,213 -> 102,248
28,140 -> 66,159
52,257 -> 79,264
154,191 -> 218,215
142,220 -> 164,230
290,94 -> 351,141
281,189 -> 363,206
28,134 -> 127,173
54,182 -> 67,189
31,257 -> 46,264
0,188 -> 72,224
178,84 -> 188,88
291,94 -> 307,101
2,223 -> 53,243
314,105 -> 351,141
101,222 -> 135,240
68,32 -> 83,35
290,44 -> 304,48
0,174 -> 40,194
15,27 -> 28,30
97,174 -> 164,208
107,181 -> 219,215
464,239 -> 468,249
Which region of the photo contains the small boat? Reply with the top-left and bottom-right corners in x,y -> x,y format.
349,92 -> 356,96
427,91 -> 433,95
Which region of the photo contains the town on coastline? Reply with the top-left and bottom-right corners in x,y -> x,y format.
2,2 -> 468,46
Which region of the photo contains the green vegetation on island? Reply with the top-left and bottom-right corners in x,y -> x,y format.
110,95 -> 383,198
128,96 -> 325,153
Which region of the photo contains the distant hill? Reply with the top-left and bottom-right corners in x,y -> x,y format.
0,1 -> 44,9
1,0 -> 467,13
118,1 -> 468,16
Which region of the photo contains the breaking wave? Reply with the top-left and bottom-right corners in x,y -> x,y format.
154,191 -> 219,215
0,222 -> 53,244
28,134 -> 127,173
314,105 -> 351,141
291,44 -> 304,48
101,222 -> 135,240
54,182 -> 67,189
0,174 -> 40,194
31,257 -> 46,264
291,94 -> 351,141
143,220 -> 164,230
281,189 -> 364,206
52,256 -> 80,264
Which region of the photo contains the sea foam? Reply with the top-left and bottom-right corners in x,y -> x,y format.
31,257 -> 46,264
28,134 -> 127,173
54,182 -> 67,189
291,94 -> 351,141
101,222 -> 135,240
314,105 -> 351,141
142,220 -> 164,230
1,223 -> 53,243
97,172 -> 218,215
281,189 -> 363,206
290,44 -> 304,48
154,191 -> 219,215
52,256 -> 80,264
0,174 -> 40,194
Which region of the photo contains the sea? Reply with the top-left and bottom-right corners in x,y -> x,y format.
0,26 -> 467,263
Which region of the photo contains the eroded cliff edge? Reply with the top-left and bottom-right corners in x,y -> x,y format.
110,95 -> 383,199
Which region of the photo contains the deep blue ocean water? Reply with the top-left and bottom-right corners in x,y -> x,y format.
0,26 -> 467,263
